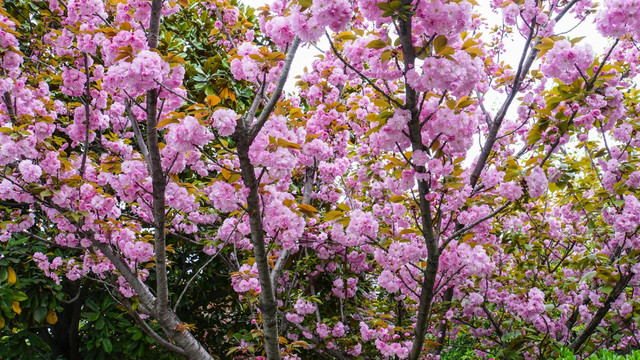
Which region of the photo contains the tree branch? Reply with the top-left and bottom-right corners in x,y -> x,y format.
125,99 -> 152,171
79,53 -> 92,179
270,164 -> 316,287
439,203 -> 511,252
122,298 -> 188,357
568,271 -> 633,352
146,0 -> 169,314
247,36 -> 301,142
326,32 -> 404,109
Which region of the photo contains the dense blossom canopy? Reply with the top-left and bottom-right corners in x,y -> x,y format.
1,0 -> 640,359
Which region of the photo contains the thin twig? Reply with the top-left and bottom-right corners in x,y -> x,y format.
326,32 -> 404,109
173,223 -> 238,312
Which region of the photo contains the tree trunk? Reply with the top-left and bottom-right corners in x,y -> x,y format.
235,134 -> 282,360
156,310 -> 215,360
394,5 -> 441,359
51,281 -> 86,360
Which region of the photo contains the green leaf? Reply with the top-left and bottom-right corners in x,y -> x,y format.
534,37 -> 555,58
600,285 -> 613,295
569,36 -> 585,45
33,306 -> 47,323
434,35 -> 448,55
381,49 -> 392,63
102,338 -> 113,353
581,270 -> 596,282
156,117 -> 180,129
87,311 -> 100,322
366,39 -> 388,49
12,291 -> 27,302
337,31 -> 357,41
527,127 -> 542,146
324,210 -> 344,221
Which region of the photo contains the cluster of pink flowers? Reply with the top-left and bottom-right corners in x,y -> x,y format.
102,30 -> 148,64
205,181 -> 243,213
378,269 -> 401,293
82,32 -> 187,133
230,42 -> 262,83
415,0 -> 472,37
294,298 -> 317,315
331,277 -> 358,299
301,138 -> 333,166
423,106 -> 478,155
541,40 -> 594,84
372,325 -> 412,359
210,108 -> 237,136
369,109 -> 411,152
285,298 -> 317,324
121,240 -> 154,263
287,0 -> 351,42
213,217 -> 252,251
525,167 -> 549,198
0,16 -> 21,77
18,160 -> 42,183
63,0 -> 107,26
332,207 -> 381,247
498,181 -> 523,202
407,50 -> 485,96
374,240 -> 426,274
501,0 -> 542,26
249,115 -> 304,179
342,35 -> 378,65
481,167 -> 505,189
504,288 -> 547,323
356,0 -> 387,23
61,68 -> 86,97
33,252 -> 53,277
440,241 -> 494,280
595,0 -> 640,37
165,116 -> 214,152
261,187 -> 306,250
262,16 -> 296,49
231,263 -> 260,294
165,181 -> 198,213
0,51 -> 21,78
129,50 -> 170,91
501,3 -> 521,26
308,0 -> 352,33
611,194 -> 640,234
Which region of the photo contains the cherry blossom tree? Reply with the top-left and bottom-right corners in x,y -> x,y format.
2,0 -> 640,359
